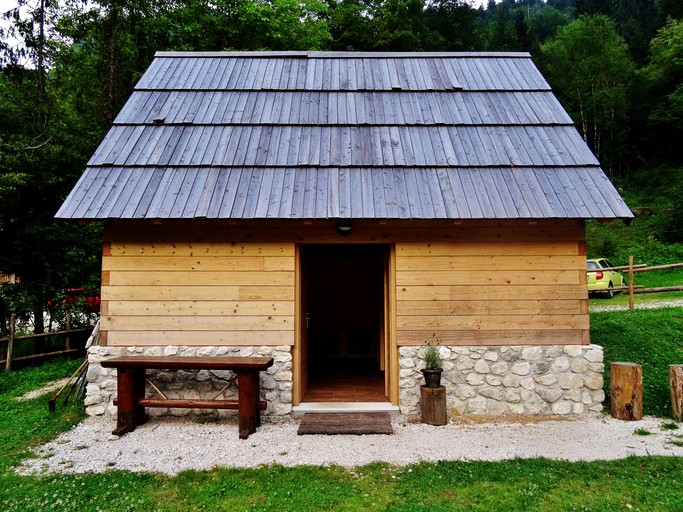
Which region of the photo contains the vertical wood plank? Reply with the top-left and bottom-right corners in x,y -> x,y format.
389,245 -> 399,405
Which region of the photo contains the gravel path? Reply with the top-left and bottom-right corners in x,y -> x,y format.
15,302 -> 682,476
590,299 -> 683,313
16,414 -> 683,476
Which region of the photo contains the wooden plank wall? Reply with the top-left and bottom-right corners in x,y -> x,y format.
101,232 -> 295,346
100,219 -> 588,347
395,224 -> 589,346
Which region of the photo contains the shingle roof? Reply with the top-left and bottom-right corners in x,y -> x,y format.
56,51 -> 633,220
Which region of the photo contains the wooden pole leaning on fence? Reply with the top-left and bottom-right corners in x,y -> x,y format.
5,313 -> 16,371
610,362 -> 643,420
670,365 -> 683,422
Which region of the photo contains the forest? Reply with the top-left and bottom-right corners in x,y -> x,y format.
1,0 -> 682,332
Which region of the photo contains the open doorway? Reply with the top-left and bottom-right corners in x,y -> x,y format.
300,244 -> 388,402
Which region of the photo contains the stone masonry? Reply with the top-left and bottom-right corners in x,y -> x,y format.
399,345 -> 605,418
87,344 -> 604,421
85,345 -> 293,417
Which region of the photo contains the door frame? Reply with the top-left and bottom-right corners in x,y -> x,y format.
292,243 -> 398,405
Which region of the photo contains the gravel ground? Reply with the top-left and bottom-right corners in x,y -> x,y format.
15,301 -> 681,476
16,414 -> 683,476
589,299 -> 683,313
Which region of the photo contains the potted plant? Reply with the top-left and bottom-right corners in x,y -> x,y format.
421,344 -> 443,388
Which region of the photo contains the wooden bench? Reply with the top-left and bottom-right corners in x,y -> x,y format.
101,356 -> 274,439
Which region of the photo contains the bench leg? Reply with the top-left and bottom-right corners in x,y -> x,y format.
237,371 -> 257,439
113,368 -> 147,436
255,377 -> 262,428
113,368 -> 137,436
133,368 -> 148,426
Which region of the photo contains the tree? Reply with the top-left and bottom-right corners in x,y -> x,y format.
540,15 -> 635,176
528,5 -> 571,45
575,0 -> 658,64
1,1 -> 103,333
639,18 -> 683,162
424,0 -> 480,51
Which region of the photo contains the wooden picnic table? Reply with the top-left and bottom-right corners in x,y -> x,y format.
101,355 -> 274,439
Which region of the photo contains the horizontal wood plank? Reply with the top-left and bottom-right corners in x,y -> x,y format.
104,222 -> 584,244
395,241 -> 580,256
396,270 -> 582,286
107,271 -> 294,286
397,329 -> 587,345
109,242 -> 295,257
104,330 -> 294,345
103,256 -> 294,271
395,255 -> 584,271
102,355 -> 273,370
102,285 -> 295,301
103,315 -> 293,331
137,398 -> 267,410
397,314 -> 588,331
107,300 -> 295,316
396,299 -> 583,316
397,285 -> 587,300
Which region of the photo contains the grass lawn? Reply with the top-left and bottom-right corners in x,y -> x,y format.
2,308 -> 683,512
591,308 -> 683,417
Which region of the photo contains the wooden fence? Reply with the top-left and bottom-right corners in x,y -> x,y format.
588,257 -> 683,310
0,313 -> 93,370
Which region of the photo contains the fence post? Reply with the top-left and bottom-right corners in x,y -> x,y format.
65,313 -> 72,351
628,255 -> 634,311
5,313 -> 16,371
670,365 -> 683,422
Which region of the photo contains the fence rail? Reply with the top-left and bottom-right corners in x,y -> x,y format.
588,257 -> 683,310
1,313 -> 93,370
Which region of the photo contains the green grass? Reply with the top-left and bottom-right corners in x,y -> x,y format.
2,322 -> 683,511
591,308 -> 683,417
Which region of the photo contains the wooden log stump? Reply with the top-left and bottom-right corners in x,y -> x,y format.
670,365 -> 683,422
610,362 -> 643,421
421,385 -> 447,426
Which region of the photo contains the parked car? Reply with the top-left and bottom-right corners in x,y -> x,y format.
48,288 -> 101,313
586,259 -> 626,298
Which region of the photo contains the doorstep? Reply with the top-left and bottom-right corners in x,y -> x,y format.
292,402 -> 401,415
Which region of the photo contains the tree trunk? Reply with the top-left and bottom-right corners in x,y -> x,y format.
105,2 -> 121,124
670,365 -> 683,422
610,362 -> 643,421
421,385 -> 447,426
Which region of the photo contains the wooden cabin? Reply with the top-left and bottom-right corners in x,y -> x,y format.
57,52 -> 632,419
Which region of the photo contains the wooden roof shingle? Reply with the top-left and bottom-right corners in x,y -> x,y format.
56,51 -> 632,220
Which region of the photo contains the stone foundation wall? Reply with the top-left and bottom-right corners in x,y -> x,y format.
86,344 -> 604,421
85,345 -> 293,417
399,345 -> 605,418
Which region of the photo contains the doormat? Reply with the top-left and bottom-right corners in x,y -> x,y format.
297,412 -> 393,435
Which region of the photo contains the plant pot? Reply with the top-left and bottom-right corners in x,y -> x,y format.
421,369 -> 442,388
